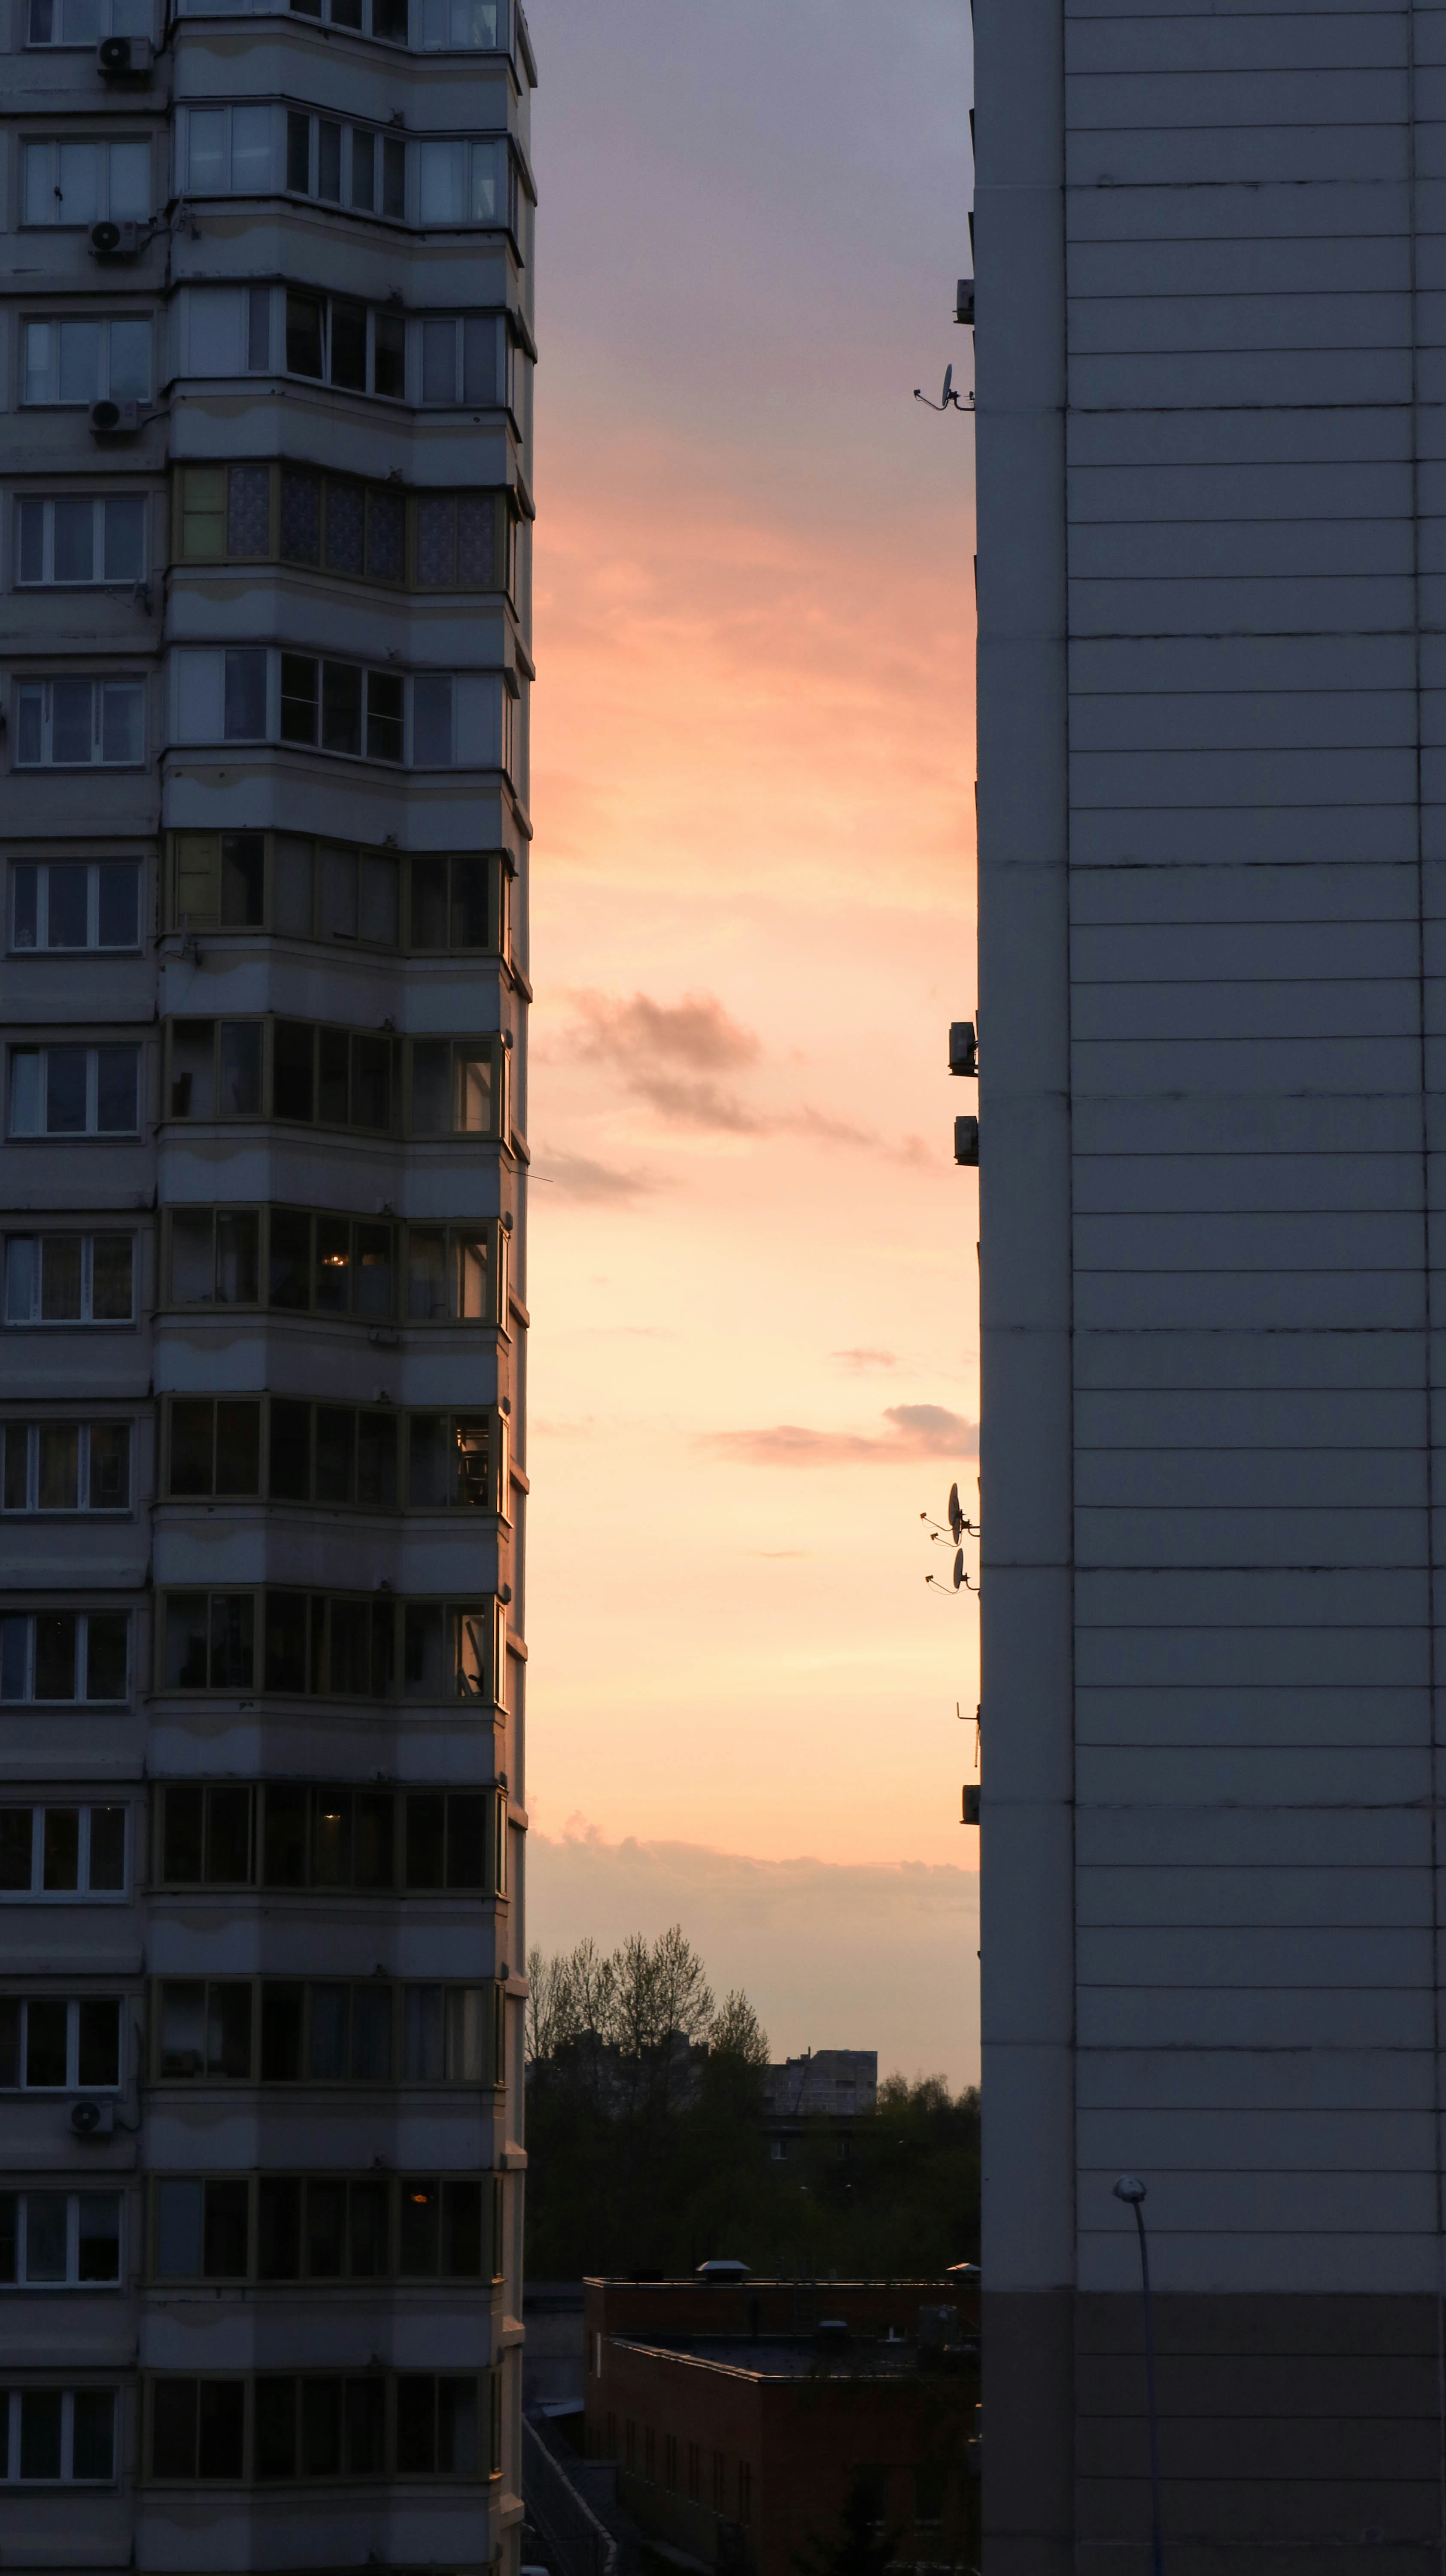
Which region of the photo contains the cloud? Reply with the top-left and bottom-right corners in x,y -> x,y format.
533,1147 -> 667,1203
527,1825 -> 979,2089
702,1402 -> 977,1467
565,987 -> 768,1131
833,1347 -> 898,1370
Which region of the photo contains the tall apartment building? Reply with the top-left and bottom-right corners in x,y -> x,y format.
0,0 -> 534,2561
976,5 -> 1444,2569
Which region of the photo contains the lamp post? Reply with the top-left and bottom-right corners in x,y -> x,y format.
1113,2175 -> 1164,2576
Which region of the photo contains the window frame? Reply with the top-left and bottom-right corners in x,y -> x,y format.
166,833 -> 509,957
0,2388 -> 118,2483
153,1780 -> 508,1894
155,1589 -> 507,1705
143,2369 -> 499,2484
172,462 -> 514,593
161,1018 -> 505,1141
149,1978 -> 505,2087
27,0 -> 153,45
20,313 -> 152,407
0,2190 -> 123,2289
0,1804 -> 128,1902
15,495 -> 149,592
7,1042 -> 141,1141
149,2170 -> 504,2284
0,1610 -> 130,1706
2,1233 -> 136,1329
159,1204 -> 507,1330
0,1995 -> 124,2093
21,135 -> 153,230
12,677 -> 146,770
1,1421 -> 132,1516
8,858 -> 144,956
160,1397 -> 507,1516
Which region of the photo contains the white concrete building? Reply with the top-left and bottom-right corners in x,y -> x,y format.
0,0 -> 534,2561
975,3 -> 1443,2565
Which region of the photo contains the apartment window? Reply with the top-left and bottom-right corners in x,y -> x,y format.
285,111 -> 405,215
147,2372 -> 496,2482
417,137 -> 509,224
22,140 -> 150,226
156,1781 -> 507,1895
173,652 -> 500,767
0,1997 -> 121,2090
152,2171 -> 502,2282
152,1978 -> 502,2084
158,1589 -> 505,1705
184,104 -> 274,194
2,1422 -> 131,1513
164,1020 -> 503,1137
185,285 -> 273,376
162,1206 -> 504,1327
3,1234 -> 134,1325
0,1806 -> 126,1898
16,497 -> 147,588
711,2449 -> 724,2509
644,2427 -> 655,2482
687,2441 -> 701,2503
167,834 -> 504,952
288,0 -> 410,37
164,1398 -> 504,1514
22,316 -> 151,405
10,861 -> 141,954
285,292 -> 405,396
283,655 -> 398,759
416,0 -> 503,46
0,2390 -> 115,2482
173,465 -> 508,590
14,679 -> 145,769
29,0 -> 151,39
0,1613 -> 128,1705
0,2193 -> 121,2285
414,490 -> 504,587
664,2433 -> 677,2491
420,313 -> 504,405
9,1045 -> 139,1139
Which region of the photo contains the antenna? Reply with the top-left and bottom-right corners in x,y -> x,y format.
914,363 -> 973,415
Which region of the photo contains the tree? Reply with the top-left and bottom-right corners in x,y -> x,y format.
793,2469 -> 903,2576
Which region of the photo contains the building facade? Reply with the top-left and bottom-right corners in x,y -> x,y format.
0,0 -> 534,2561
976,3 -> 1446,2568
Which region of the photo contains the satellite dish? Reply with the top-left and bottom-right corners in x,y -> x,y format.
948,1483 -> 963,1543
953,1550 -> 965,1591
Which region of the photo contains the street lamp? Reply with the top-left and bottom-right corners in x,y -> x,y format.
1113,2175 -> 1164,2576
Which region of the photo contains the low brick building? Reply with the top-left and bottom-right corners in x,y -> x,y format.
583,2277 -> 978,2573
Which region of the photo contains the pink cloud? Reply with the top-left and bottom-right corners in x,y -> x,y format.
702,1402 -> 977,1467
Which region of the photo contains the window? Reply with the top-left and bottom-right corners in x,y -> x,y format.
162,1020 -> 504,1137
0,1997 -> 122,2090
287,0 -> 410,38
152,2172 -> 502,2281
416,0 -> 503,46
3,1234 -> 134,1326
146,2372 -> 498,2482
167,834 -> 504,953
163,1398 -> 504,1514
13,680 -> 145,769
152,1979 -> 503,2085
284,292 -> 405,396
0,1807 -> 126,1899
687,2442 -> 701,2502
22,316 -> 151,406
2,1422 -> 131,1514
173,465 -> 508,590
0,1613 -> 128,1704
16,498 -> 147,588
10,861 -> 141,954
9,1045 -> 140,1138
0,2390 -> 115,2482
22,140 -> 150,227
157,1590 -> 506,1705
155,1782 -> 507,1895
417,137 -> 509,225
162,1206 -> 503,1327
738,2460 -> 753,2521
420,313 -> 504,405
184,285 -> 273,377
173,652 -> 501,766
183,104 -> 275,194
414,490 -> 506,587
0,2193 -> 121,2286
29,0 -> 150,39
285,111 -> 405,215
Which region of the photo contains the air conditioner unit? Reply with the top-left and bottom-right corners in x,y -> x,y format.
956,276 -> 975,327
70,2099 -> 115,2139
954,1115 -> 979,1168
948,1018 -> 977,1077
90,398 -> 139,435
97,31 -> 154,73
89,220 -> 139,259
962,1784 -> 980,1827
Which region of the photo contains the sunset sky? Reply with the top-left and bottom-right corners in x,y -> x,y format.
521,0 -> 980,2085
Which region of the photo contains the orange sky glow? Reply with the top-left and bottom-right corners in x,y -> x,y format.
521,0 -> 979,2081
